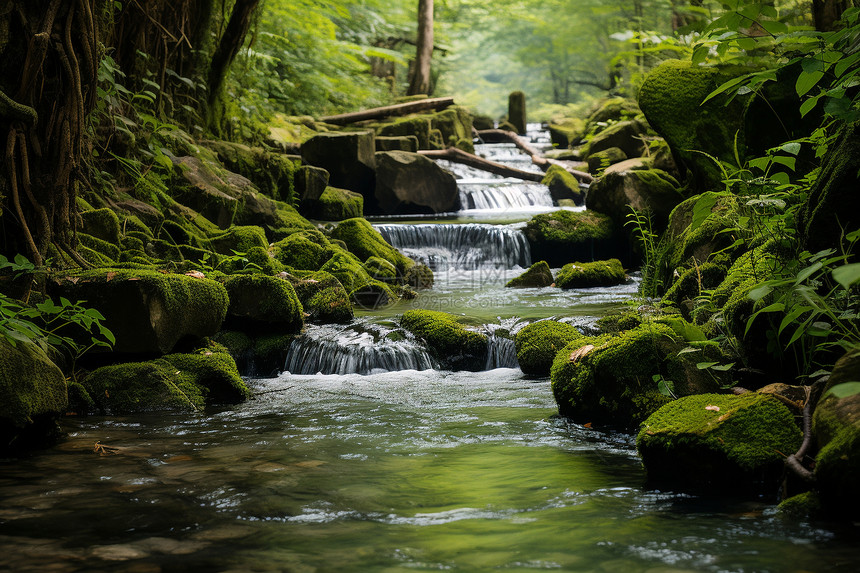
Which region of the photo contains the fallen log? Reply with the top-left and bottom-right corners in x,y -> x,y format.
320,97 -> 455,126
418,148 -> 545,183
477,129 -> 593,184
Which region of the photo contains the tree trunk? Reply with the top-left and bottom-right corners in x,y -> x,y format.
206,0 -> 260,121
407,0 -> 434,96
320,97 -> 454,125
0,0 -> 107,266
813,0 -> 853,31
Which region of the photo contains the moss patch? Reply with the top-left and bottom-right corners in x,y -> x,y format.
330,218 -> 415,276
222,274 -> 304,333
401,310 -> 488,371
505,261 -> 554,288
515,321 -> 582,377
556,259 -> 625,289
524,210 -> 618,267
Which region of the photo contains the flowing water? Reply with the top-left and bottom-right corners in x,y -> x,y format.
1,126 -> 858,572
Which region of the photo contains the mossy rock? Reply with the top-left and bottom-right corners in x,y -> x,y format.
638,60 -> 750,191
51,269 -> 229,355
637,393 -> 802,495
222,275 -> 304,333
777,491 -> 824,520
586,168 -> 682,230
428,128 -> 445,150
541,165 -> 583,205
319,249 -> 395,309
556,259 -> 625,289
249,334 -> 296,378
523,210 -> 619,267
300,131 -> 376,198
586,97 -> 641,126
662,260 -> 729,320
401,310 -> 488,371
430,106 -> 474,149
330,218 -> 415,276
587,147 -> 627,173
508,91 -> 527,134
0,339 -> 67,453
404,263 -> 434,289
365,256 -> 397,281
209,225 -> 268,256
595,311 -> 643,334
77,233 -> 120,262
548,117 -> 584,148
472,114 -> 495,131
81,350 -> 248,414
505,261 -> 554,288
377,116 -> 433,150
375,136 -> 419,153
812,349 -> 860,518
268,201 -> 317,241
271,231 -> 332,271
304,186 -> 364,221
515,320 -> 582,377
286,271 -> 353,324
374,150 -> 460,215
202,140 -> 297,204
80,208 -> 121,245
550,322 -> 723,428
582,120 -> 647,159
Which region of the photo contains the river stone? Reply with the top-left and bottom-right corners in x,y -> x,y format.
0,339 -> 67,453
375,136 -> 419,153
374,151 -> 460,214
51,269 -> 228,355
637,393 -> 802,495
523,210 -> 621,267
505,261 -> 554,288
300,131 -> 376,199
555,259 -> 626,289
587,147 -> 627,173
401,309 -> 488,371
301,187 -> 363,221
295,165 -> 329,203
583,120 -> 647,159
812,348 -> 860,518
541,165 -> 583,205
222,275 -> 304,334
586,168 -> 682,229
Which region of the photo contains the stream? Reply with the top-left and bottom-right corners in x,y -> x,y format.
0,127 -> 857,572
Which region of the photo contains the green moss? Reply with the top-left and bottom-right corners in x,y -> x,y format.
268,201 -> 316,241
163,350 -> 249,404
378,116 -> 432,149
556,259 -> 625,289
662,261 -> 729,314
320,249 -> 368,292
541,165 -> 584,204
77,233 -> 120,262
548,117 -> 584,148
581,120 -> 647,158
506,261 -> 554,288
404,263 -> 434,289
550,324 -> 682,427
80,208 -> 121,245
508,91 -> 527,134
213,330 -> 253,356
524,210 -> 616,266
401,310 -> 488,371
586,147 -> 627,173
271,231 -> 332,271
222,274 -> 304,332
313,186 -> 363,221
586,97 -> 641,126
252,334 -> 296,376
330,218 -> 415,276
515,320 -> 582,376
209,225 -> 268,255
67,380 -> 95,414
120,236 -> 145,253
286,271 -> 353,323
430,106 -> 474,149
0,339 -> 67,429
777,491 -> 823,519
365,256 -> 397,281
636,393 -> 802,493
203,140 -> 297,204
595,311 -> 643,334
428,128 -> 445,150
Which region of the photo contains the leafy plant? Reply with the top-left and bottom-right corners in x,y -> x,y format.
626,207 -> 666,298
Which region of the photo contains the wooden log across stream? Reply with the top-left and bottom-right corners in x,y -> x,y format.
319,97 -> 455,126
477,129 -> 593,184
418,148 -> 545,182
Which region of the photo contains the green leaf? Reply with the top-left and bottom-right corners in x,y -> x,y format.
795,261 -> 823,284
826,382 -> 860,399
799,96 -> 820,117
796,70 -> 825,96
835,51 -> 860,77
677,346 -> 703,356
692,45 -> 710,65
807,321 -> 832,336
779,142 -> 802,155
710,362 -> 735,371
748,284 -> 773,302
690,193 -> 719,231
770,155 -> 796,171
696,362 -> 719,370
832,263 -> 860,289
761,19 -> 788,35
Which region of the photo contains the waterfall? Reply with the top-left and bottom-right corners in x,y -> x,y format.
484,334 -> 518,370
283,323 -> 435,375
459,181 -> 553,210
374,223 -> 531,271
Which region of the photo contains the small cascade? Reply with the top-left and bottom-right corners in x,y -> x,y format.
485,334 -> 518,370
375,223 -> 531,271
283,322 -> 435,375
459,181 -> 553,210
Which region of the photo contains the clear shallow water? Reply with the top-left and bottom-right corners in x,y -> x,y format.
1,371 -> 857,572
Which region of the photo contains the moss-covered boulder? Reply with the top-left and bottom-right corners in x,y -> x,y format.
586,168 -> 682,229
586,97 -> 641,126
80,208 -> 121,245
301,186 -> 364,221
404,263 -> 434,289
637,393 -> 802,495
505,261 -> 554,288
541,165 -> 584,205
523,210 -> 619,267
377,116 -> 433,150
556,259 -> 626,289
374,151 -> 460,215
375,135 -> 419,152
431,106 -> 474,148
798,121 -> 860,253
550,322 -> 723,428
286,271 -> 353,324
330,218 -> 415,276
80,349 -> 249,414
202,140 -> 297,203
0,339 -> 67,453
320,250 -> 395,309
209,225 -> 268,255
812,349 -> 860,518
638,60 -> 749,191
223,275 -> 304,333
295,165 -> 329,203
51,270 -> 228,355
587,147 -> 627,173
515,321 -> 582,377
548,117 -> 584,148
582,120 -> 647,159
270,230 -> 332,271
508,91 -> 527,134
401,310 -> 488,371
300,131 -> 376,197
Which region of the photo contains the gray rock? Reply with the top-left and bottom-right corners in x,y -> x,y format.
374,151 -> 460,214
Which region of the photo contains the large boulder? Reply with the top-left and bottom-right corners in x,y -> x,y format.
550,322 -> 726,428
430,106 -> 474,151
586,168 -> 682,229
548,117 -> 584,148
295,165 -> 330,203
401,310 -> 488,371
330,218 -> 415,276
541,165 -> 584,205
300,131 -> 376,198
798,121 -> 860,253
523,210 -> 621,267
812,349 -> 860,518
0,339 -> 67,453
302,186 -> 363,221
505,261 -> 554,288
638,60 -> 748,191
515,320 -> 582,377
284,271 -> 354,324
587,147 -> 627,173
222,275 -> 304,333
637,393 -> 802,495
202,140 -> 298,203
51,270 -> 228,355
375,136 -> 419,152
583,120 -> 647,159
374,151 -> 460,214
377,116 -> 433,149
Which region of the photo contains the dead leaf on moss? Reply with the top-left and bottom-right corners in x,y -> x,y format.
568,344 -> 595,363
705,405 -> 720,412
185,270 -> 205,279
106,272 -> 116,282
